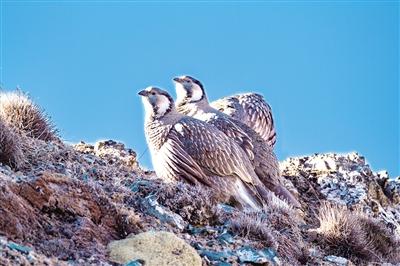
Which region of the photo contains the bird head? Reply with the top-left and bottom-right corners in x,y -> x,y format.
138,86 -> 174,119
173,75 -> 206,104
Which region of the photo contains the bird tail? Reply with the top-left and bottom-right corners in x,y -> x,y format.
252,142 -> 301,208
233,179 -> 263,211
256,174 -> 301,208
273,184 -> 301,208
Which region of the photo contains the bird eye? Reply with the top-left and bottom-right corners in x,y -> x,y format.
151,92 -> 156,95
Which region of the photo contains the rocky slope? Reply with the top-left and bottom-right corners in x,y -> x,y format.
0,91 -> 399,265
0,138 -> 399,266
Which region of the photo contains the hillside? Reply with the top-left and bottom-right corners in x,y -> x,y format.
0,92 -> 399,265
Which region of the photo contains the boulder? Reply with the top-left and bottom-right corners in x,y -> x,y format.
108,231 -> 201,266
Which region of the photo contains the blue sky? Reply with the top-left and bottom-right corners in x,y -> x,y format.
2,1 -> 399,176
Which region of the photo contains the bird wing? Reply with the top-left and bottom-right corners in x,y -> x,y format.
155,135 -> 212,186
206,115 -> 255,161
237,93 -> 276,146
166,117 -> 257,185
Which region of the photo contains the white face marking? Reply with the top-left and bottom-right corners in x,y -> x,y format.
175,82 -> 187,104
141,87 -> 171,119
191,82 -> 203,102
142,96 -> 154,120
156,95 -> 170,117
174,76 -> 203,103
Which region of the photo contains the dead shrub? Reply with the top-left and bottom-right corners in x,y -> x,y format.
0,119 -> 24,168
0,91 -> 57,141
228,191 -> 306,264
315,202 -> 400,264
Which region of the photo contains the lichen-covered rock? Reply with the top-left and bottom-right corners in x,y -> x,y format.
107,231 -> 202,266
75,140 -> 138,168
281,152 -> 400,234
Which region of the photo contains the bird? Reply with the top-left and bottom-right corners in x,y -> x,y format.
138,86 -> 279,210
173,75 -> 300,208
211,93 -> 277,147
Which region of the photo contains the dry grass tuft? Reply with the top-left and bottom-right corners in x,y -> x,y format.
229,191 -> 307,264
0,91 -> 57,141
315,202 -> 400,264
229,209 -> 277,249
0,119 -> 25,168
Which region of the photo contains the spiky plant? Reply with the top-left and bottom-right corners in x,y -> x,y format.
0,119 -> 24,168
0,91 -> 57,141
315,202 -> 400,263
228,192 -> 306,264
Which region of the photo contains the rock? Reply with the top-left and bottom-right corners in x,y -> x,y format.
236,246 -> 278,265
1,126 -> 399,266
324,255 -> 351,265
0,237 -> 67,265
281,152 -> 400,234
141,194 -> 186,230
217,231 -> 235,245
198,249 -> 233,263
0,172 -> 142,263
94,140 -> 138,168
124,259 -> 145,266
306,155 -> 337,173
74,140 -> 139,169
7,242 -> 32,254
108,231 -> 201,266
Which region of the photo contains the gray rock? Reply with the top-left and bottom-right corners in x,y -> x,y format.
141,194 -> 186,230
324,255 -> 349,265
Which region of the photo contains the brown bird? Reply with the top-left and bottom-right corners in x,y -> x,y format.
173,76 -> 300,208
211,93 -> 277,147
138,86 -> 279,210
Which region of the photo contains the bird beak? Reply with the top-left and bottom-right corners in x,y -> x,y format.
173,77 -> 183,83
138,90 -> 149,97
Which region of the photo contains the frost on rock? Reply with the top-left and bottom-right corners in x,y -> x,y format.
75,140 -> 138,168
281,152 -> 400,235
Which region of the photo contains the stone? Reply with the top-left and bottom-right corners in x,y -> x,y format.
108,231 -> 201,266
324,255 -> 350,265
7,242 -> 32,254
236,246 -> 277,265
124,259 -> 145,266
141,194 -> 186,230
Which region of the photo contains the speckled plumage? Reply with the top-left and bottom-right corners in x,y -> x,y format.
211,93 -> 277,147
174,77 -> 300,208
139,87 -> 274,210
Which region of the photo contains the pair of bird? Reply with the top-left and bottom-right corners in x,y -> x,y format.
138,75 -> 300,210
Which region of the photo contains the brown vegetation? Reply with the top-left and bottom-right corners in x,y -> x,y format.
0,118 -> 24,168
0,172 -> 144,262
315,202 -> 400,264
0,91 -> 57,141
229,192 -> 307,264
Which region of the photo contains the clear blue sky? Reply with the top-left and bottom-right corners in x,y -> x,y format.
2,1 -> 399,176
